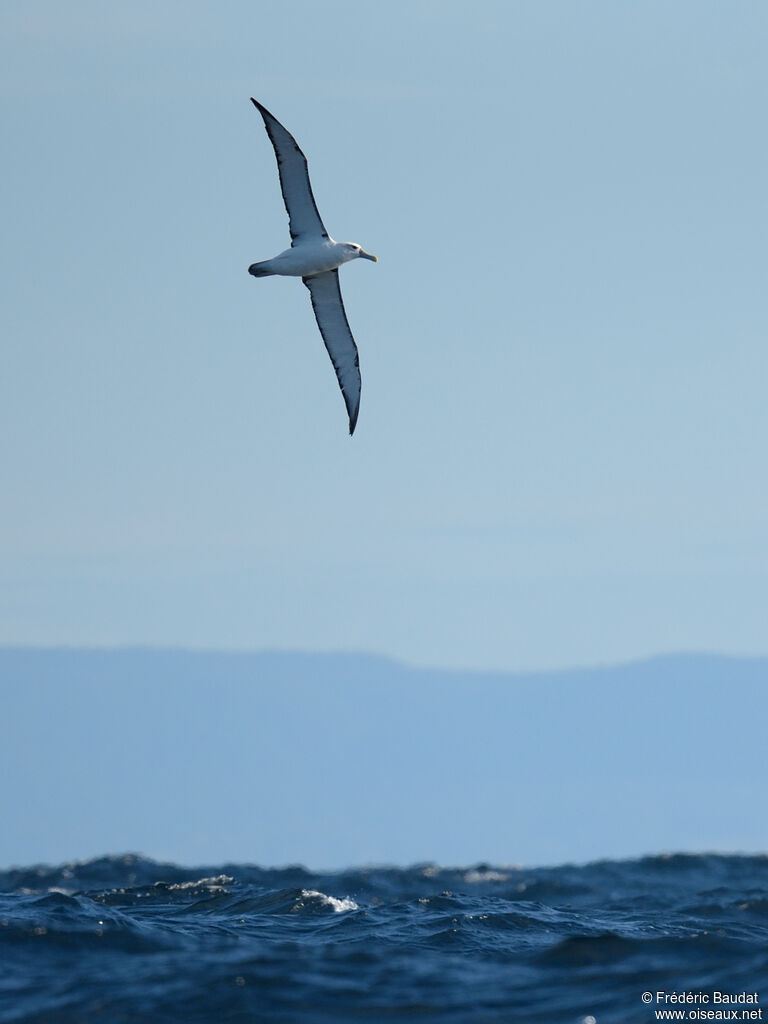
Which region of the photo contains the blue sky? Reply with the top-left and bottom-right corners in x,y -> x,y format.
2,1 -> 767,671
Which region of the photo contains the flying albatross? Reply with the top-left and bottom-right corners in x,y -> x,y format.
248,98 -> 377,435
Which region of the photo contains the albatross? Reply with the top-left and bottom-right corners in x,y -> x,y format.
248,98 -> 377,435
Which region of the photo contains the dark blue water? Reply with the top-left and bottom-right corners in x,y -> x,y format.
2,854 -> 767,1023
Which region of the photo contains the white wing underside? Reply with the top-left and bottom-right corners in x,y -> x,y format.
251,99 -> 328,245
302,270 -> 361,435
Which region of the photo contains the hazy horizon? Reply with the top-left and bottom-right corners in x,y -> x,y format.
1,638 -> 767,676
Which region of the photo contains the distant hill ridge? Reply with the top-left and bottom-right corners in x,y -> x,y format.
1,643 -> 766,680
2,646 -> 766,868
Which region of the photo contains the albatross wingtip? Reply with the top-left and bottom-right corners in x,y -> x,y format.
250,97 -> 273,117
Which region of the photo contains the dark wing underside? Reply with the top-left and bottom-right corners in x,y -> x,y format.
302,270 -> 361,435
251,98 -> 328,245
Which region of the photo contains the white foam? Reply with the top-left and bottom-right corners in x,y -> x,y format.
166,875 -> 233,892
301,889 -> 358,913
464,869 -> 510,883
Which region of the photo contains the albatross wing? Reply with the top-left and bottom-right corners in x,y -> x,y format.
302,270 -> 361,435
251,98 -> 328,245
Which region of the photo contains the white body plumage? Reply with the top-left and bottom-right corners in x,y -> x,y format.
249,239 -> 376,278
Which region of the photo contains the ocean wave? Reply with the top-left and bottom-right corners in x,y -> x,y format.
2,853 -> 768,1022
298,889 -> 359,913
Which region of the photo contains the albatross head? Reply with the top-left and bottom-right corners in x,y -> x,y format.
344,242 -> 378,263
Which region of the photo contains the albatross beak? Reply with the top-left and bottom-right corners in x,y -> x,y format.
359,250 -> 378,262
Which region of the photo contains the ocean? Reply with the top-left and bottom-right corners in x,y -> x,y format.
2,853 -> 767,1022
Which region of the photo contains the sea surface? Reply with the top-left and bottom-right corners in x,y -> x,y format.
2,853 -> 768,1023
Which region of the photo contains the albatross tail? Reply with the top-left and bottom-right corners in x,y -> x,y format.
248,261 -> 276,277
